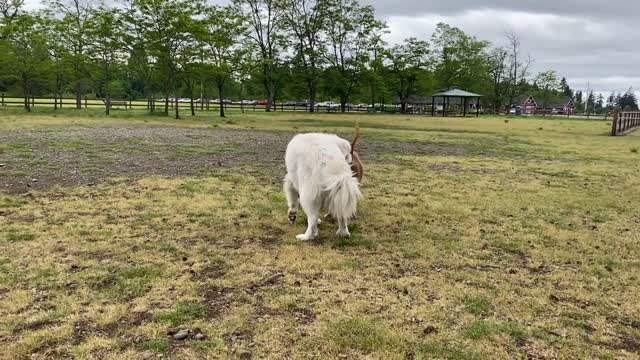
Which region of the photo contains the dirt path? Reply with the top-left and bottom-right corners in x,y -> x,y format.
0,124 -> 463,194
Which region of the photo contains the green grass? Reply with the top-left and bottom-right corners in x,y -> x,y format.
326,317 -> 405,355
154,303 -> 207,326
0,109 -> 639,358
463,295 -> 492,316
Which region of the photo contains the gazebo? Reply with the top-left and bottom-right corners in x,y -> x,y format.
431,88 -> 483,117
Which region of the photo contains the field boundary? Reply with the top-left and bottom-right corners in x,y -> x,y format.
611,111 -> 640,135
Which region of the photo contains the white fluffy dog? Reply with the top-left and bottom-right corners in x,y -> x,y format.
284,133 -> 362,240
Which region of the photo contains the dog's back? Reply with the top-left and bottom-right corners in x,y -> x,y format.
284,133 -> 362,240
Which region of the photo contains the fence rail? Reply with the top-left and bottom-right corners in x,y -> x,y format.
611,111 -> 640,136
0,95 -> 404,114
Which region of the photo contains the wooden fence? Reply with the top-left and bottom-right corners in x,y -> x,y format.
0,94 -> 389,114
611,111 -> 640,136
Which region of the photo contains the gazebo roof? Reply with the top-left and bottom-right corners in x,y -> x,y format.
432,88 -> 483,98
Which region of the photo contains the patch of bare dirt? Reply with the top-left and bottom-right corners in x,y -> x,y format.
0,124 -> 464,194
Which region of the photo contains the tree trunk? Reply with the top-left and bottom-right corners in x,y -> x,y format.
340,94 -> 348,113
266,80 -> 276,113
174,96 -> 179,120
24,94 -> 30,112
309,83 -> 316,113
219,85 -> 225,118
189,84 -> 195,116
401,101 -> 407,114
75,82 -> 82,110
105,93 -> 110,116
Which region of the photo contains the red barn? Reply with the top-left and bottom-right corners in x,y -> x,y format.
511,95 -> 538,115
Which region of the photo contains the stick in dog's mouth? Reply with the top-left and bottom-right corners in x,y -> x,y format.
350,120 -> 364,183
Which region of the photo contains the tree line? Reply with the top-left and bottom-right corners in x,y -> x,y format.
0,0 -> 633,118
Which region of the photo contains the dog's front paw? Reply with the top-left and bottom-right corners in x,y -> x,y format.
296,234 -> 313,241
288,211 -> 297,224
336,230 -> 351,238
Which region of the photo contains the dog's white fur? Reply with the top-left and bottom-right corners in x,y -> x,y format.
284,133 -> 362,240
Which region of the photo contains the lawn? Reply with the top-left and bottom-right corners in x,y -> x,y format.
0,108 -> 639,359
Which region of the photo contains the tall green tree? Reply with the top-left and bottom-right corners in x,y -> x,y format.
534,70 -> 559,114
198,5 -> 249,118
360,39 -> 388,106
431,23 -> 490,93
132,0 -> 201,119
487,46 -> 508,111
559,76 -> 573,98
617,88 -> 638,111
586,90 -> 595,118
323,0 -> 385,112
86,7 -> 125,115
233,0 -> 285,111
0,13 -> 50,111
121,0 -> 158,113
281,0 -> 326,112
45,0 -> 94,109
0,0 -> 25,39
386,38 -> 430,113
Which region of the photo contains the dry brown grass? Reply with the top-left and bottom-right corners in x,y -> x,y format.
0,109 -> 639,359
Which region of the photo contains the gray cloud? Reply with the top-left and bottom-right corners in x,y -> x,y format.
363,1 -> 638,93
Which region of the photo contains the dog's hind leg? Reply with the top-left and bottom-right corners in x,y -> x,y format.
284,176 -> 299,224
336,217 -> 351,238
296,188 -> 320,241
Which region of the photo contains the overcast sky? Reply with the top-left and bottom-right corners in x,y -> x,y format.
25,0 -> 636,94
365,0 -> 640,95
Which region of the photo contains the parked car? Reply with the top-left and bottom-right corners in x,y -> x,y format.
241,100 -> 257,105
256,99 -> 269,106
295,100 -> 310,106
316,101 -> 340,109
284,101 -> 297,106
222,99 -> 232,104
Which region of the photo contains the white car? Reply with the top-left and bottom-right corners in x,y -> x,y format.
316,101 -> 340,109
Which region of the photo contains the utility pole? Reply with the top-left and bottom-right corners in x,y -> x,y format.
585,81 -> 590,114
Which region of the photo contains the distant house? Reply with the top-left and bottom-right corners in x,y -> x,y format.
517,95 -> 538,114
544,98 -> 576,115
510,95 -> 576,115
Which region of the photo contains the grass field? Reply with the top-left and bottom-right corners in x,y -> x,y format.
0,107 -> 639,359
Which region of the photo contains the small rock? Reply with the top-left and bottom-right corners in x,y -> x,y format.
0,164 -> 5,167
550,328 -> 567,338
423,325 -> 438,335
173,329 -> 191,340
194,333 -> 205,340
238,349 -> 252,359
142,351 -> 155,359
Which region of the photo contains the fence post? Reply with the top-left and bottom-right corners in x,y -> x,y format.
611,111 -> 619,136
1,93 -> 4,107
84,96 -> 88,109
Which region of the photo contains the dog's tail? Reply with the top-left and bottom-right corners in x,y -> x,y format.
351,119 -> 361,155
325,173 -> 362,222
